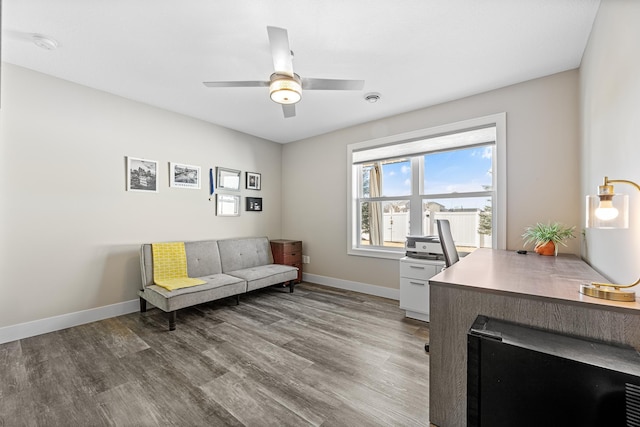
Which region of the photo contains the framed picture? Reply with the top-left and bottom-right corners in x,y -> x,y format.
246,197 -> 262,212
246,172 -> 261,190
127,157 -> 158,192
216,194 -> 240,216
170,162 -> 201,189
216,167 -> 241,191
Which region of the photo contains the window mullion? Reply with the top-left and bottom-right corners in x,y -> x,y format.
365,196 -> 411,203
422,191 -> 493,199
409,157 -> 422,236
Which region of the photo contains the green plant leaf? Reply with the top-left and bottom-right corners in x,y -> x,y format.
521,222 -> 576,248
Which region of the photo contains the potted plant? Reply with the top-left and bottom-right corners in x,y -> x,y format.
522,222 -> 576,256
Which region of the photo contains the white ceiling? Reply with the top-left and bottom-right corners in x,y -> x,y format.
2,0 -> 600,143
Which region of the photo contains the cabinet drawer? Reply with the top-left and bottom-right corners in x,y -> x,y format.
283,241 -> 302,254
270,240 -> 302,256
399,277 -> 429,314
281,253 -> 302,264
400,261 -> 439,280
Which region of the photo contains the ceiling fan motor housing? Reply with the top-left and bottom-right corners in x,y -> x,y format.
269,73 -> 302,104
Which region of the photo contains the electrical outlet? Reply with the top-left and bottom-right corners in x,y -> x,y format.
302,255 -> 310,264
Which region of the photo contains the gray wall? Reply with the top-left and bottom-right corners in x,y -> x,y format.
0,64 -> 284,329
580,0 -> 640,285
282,70 -> 581,290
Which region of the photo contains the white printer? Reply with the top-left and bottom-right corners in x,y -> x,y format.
405,235 -> 444,260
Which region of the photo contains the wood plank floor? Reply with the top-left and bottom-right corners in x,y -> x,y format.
0,283 -> 431,426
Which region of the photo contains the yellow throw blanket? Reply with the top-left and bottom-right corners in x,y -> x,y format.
152,242 -> 205,291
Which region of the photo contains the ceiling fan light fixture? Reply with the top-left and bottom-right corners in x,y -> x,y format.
269,74 -> 302,105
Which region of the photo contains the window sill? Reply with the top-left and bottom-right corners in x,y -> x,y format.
347,246 -> 406,260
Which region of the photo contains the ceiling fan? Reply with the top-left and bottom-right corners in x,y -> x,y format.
203,26 -> 365,118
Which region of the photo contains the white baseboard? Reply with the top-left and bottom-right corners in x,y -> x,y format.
302,273 -> 399,300
405,310 -> 430,322
0,299 -> 139,345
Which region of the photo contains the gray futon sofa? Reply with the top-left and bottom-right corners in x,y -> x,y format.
139,237 -> 298,330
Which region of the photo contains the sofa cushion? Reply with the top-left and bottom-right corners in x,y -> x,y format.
226,264 -> 298,292
139,273 -> 245,312
184,240 -> 224,277
217,237 -> 273,273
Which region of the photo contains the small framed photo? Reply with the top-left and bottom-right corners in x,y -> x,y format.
216,194 -> 240,216
246,197 -> 262,212
216,167 -> 241,191
127,157 -> 158,192
246,172 -> 261,190
170,163 -> 201,189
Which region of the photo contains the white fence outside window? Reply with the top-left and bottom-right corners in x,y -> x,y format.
383,211 -> 491,248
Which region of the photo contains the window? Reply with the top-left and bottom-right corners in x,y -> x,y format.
348,114 -> 506,259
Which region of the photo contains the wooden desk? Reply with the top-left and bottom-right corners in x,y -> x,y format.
428,248 -> 640,427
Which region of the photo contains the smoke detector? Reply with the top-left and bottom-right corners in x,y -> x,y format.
364,92 -> 381,103
32,34 -> 58,50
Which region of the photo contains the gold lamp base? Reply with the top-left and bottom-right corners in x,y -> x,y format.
580,284 -> 636,302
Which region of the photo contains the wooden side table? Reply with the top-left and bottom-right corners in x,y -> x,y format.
270,239 -> 303,285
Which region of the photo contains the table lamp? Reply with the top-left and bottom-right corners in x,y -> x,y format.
582,176 -> 639,302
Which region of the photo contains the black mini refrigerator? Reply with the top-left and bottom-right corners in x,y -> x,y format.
467,316 -> 640,427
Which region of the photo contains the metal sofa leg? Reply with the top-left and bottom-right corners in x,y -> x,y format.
168,311 -> 177,331
236,294 -> 240,305
289,280 -> 295,293
140,297 -> 147,313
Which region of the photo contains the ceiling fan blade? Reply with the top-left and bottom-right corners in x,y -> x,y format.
267,26 -> 294,77
203,81 -> 269,88
302,77 -> 365,91
282,104 -> 296,118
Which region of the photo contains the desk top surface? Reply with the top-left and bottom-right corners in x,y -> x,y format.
429,248 -> 640,314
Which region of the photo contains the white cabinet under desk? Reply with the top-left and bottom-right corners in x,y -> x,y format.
399,256 -> 444,322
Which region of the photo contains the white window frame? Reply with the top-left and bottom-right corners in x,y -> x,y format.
347,113 -> 507,259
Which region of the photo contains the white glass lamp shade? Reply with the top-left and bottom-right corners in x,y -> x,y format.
581,177 -> 639,302
269,77 -> 302,104
586,193 -> 629,229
